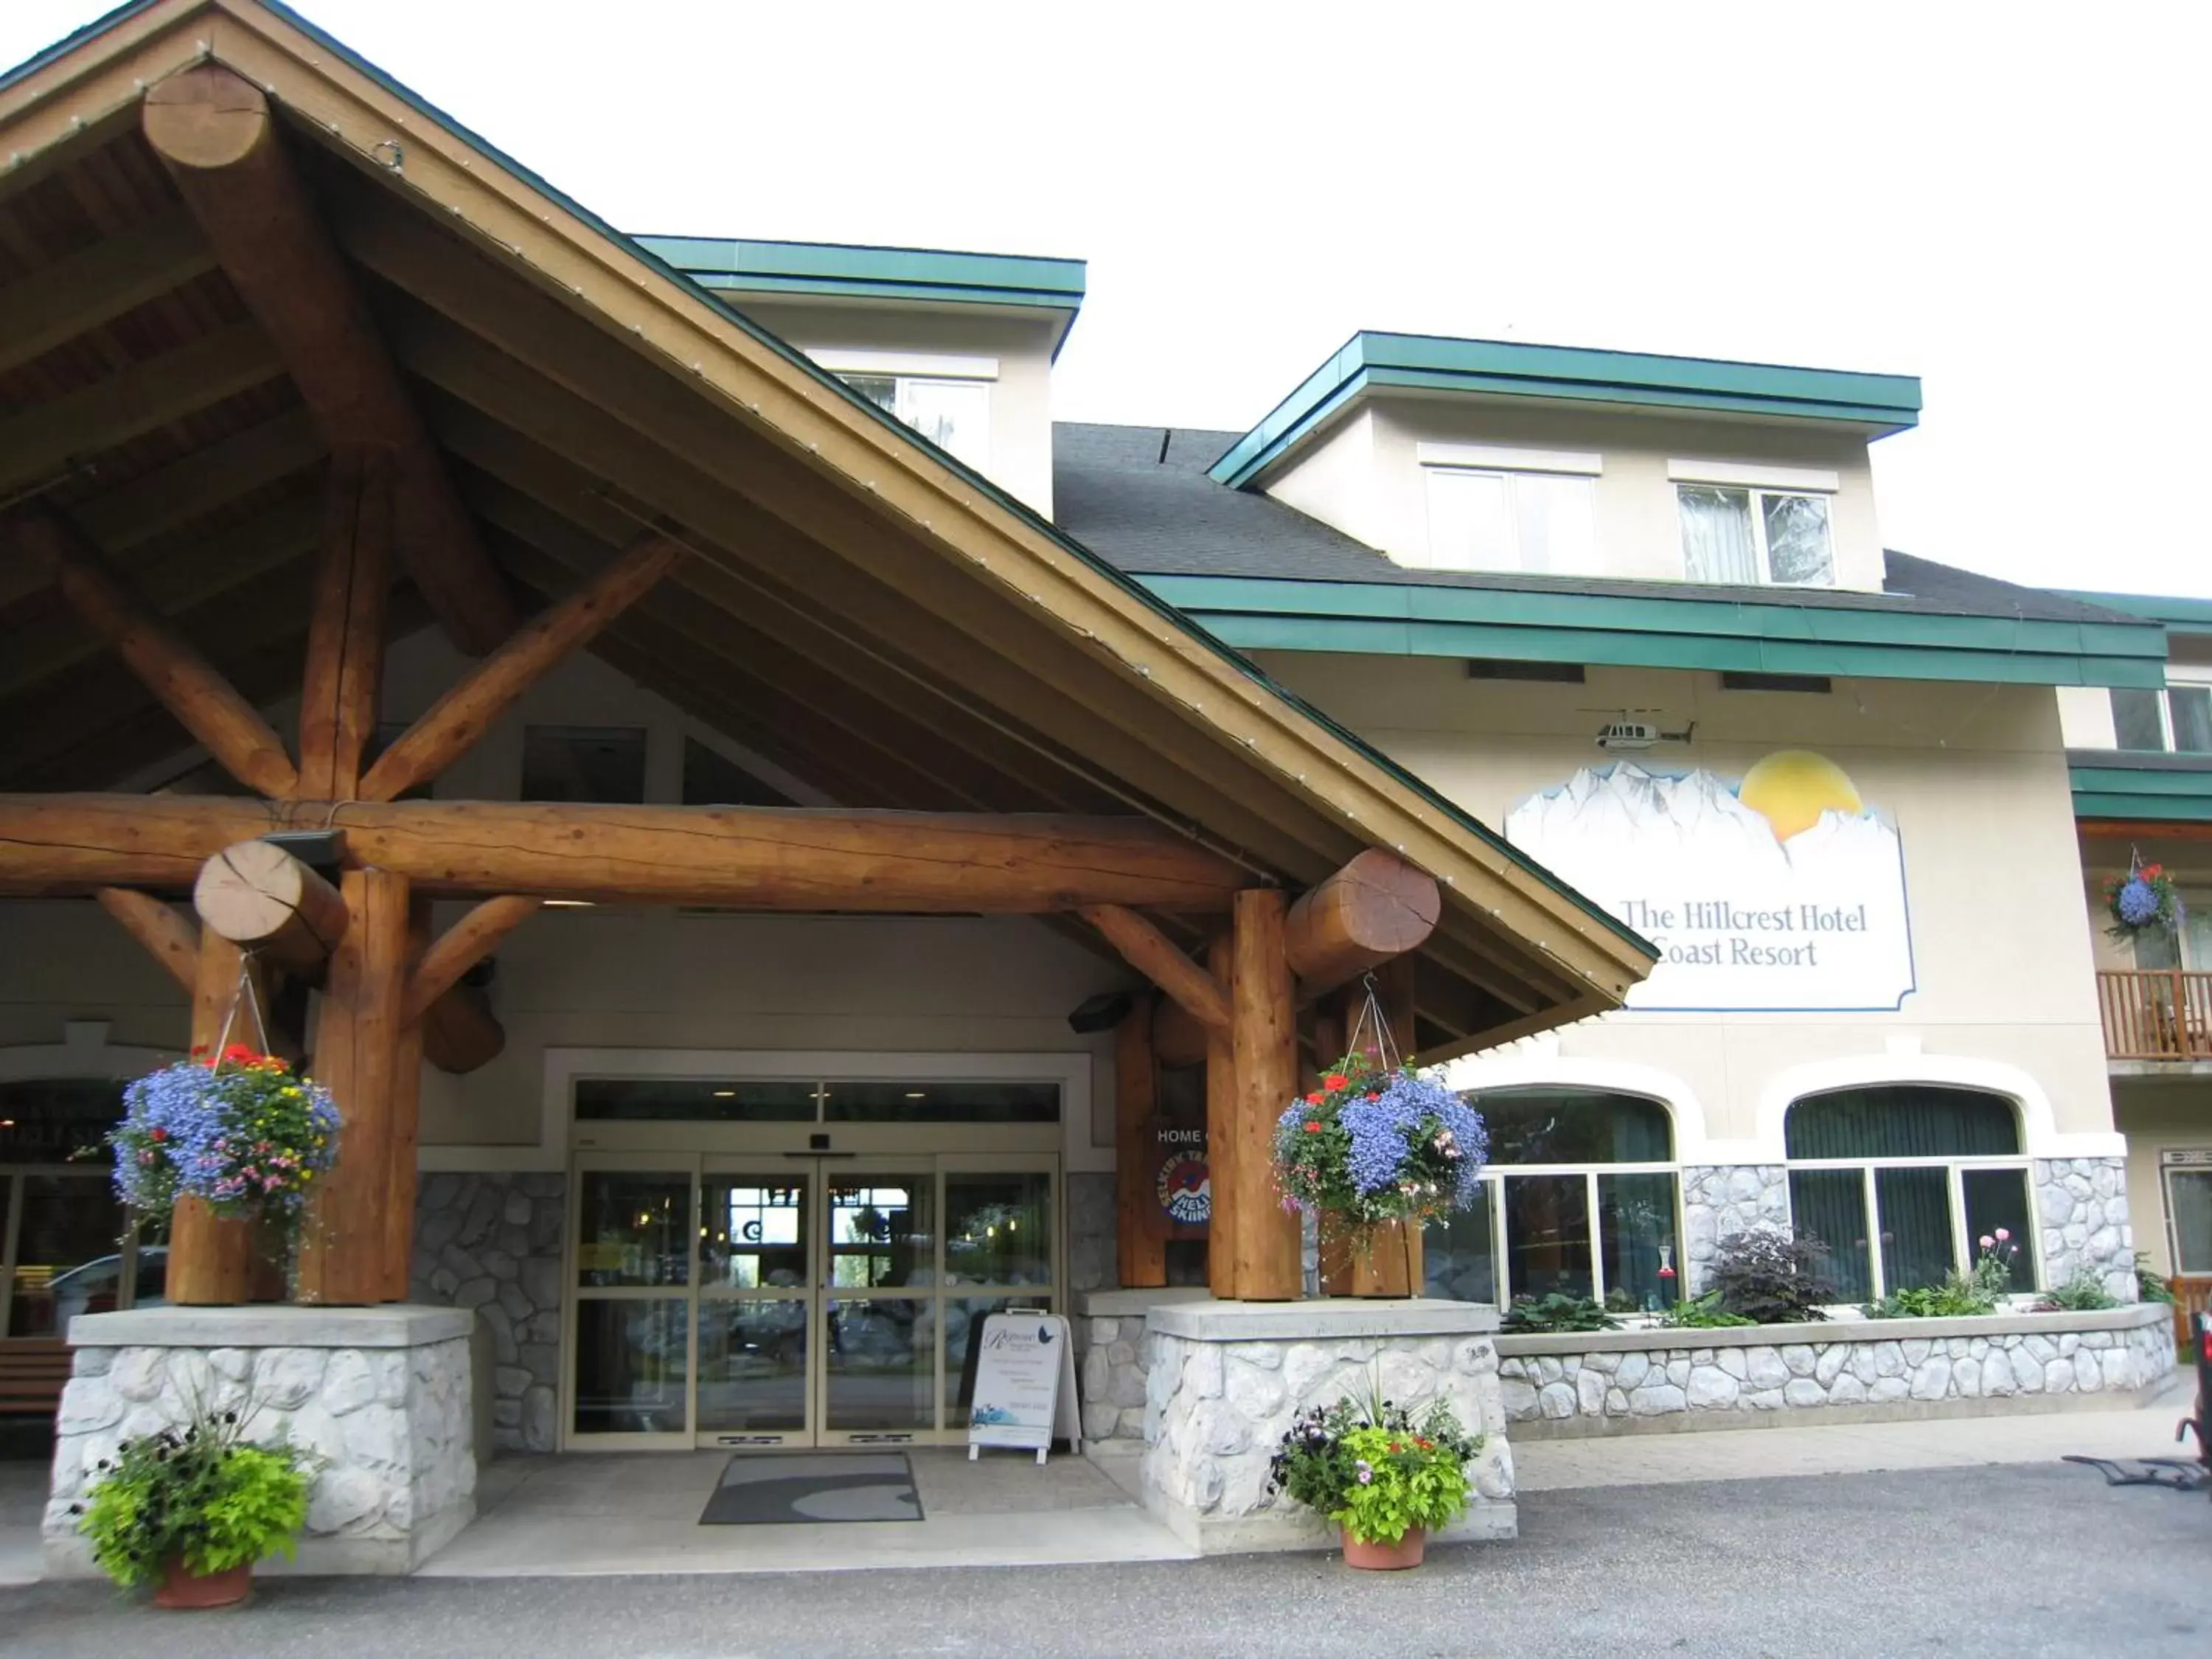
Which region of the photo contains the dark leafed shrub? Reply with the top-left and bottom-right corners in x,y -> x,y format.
1708,1228 -> 1838,1324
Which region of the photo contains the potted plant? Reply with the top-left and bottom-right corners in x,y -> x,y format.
1273,1052 -> 1487,1295
1267,1385 -> 1483,1570
73,1399 -> 313,1607
109,1043 -> 341,1281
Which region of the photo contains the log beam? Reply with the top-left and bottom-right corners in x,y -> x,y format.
1154,996 -> 1207,1070
1228,889 -> 1301,1300
296,447 -> 394,800
1203,933 -> 1239,1301
142,65 -> 515,655
1284,849 -> 1441,1004
1078,904 -> 1231,1032
404,894 -> 540,1024
94,886 -> 198,993
420,981 -> 506,1075
296,867 -> 410,1304
4,506 -> 298,797
0,795 -> 1248,912
1115,992 -> 1167,1291
361,532 -> 682,802
192,839 -> 348,981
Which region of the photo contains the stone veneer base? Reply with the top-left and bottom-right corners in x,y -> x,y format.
45,1304 -> 476,1579
1495,1302 -> 2177,1440
1137,1298 -> 1516,1557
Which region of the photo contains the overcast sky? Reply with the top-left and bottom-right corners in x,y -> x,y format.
10,1 -> 2208,599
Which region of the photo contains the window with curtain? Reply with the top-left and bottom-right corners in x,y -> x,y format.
1422,467 -> 1597,575
1783,1085 -> 2034,1301
1422,1089 -> 1680,1312
1677,484 -> 1834,585
841,373 -> 990,472
2109,685 -> 2212,754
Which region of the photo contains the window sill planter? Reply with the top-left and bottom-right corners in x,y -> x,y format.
1342,1526 -> 1425,1571
152,1558 -> 253,1611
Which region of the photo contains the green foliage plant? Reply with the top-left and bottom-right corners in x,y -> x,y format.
1708,1228 -> 1837,1324
2035,1270 -> 2119,1312
1660,1289 -> 1756,1329
1499,1293 -> 1619,1333
2136,1254 -> 2177,1305
75,1398 -> 313,1590
1863,1273 -> 1996,1320
1267,1381 -> 1482,1547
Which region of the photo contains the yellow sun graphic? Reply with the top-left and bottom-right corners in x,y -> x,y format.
1738,751 -> 1863,841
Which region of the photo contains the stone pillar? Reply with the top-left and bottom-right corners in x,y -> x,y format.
1138,1298 -> 1515,1554
46,1305 -> 475,1576
2033,1157 -> 2139,1302
1680,1164 -> 1792,1293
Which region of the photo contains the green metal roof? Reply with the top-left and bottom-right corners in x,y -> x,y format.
2070,753 -> 2212,821
1208,332 -> 1924,489
2055,591 -> 2212,637
636,235 -> 1088,358
1138,574 -> 2168,689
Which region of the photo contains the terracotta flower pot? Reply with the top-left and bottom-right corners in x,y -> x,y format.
152,1558 -> 252,1610
1341,1525 -> 1425,1570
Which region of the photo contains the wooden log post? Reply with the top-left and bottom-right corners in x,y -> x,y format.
1284,849 -> 1441,1003
1114,992 -> 1167,1290
296,446 -> 394,800
167,930 -> 265,1305
1228,890 -> 1301,1301
296,867 -> 411,1304
143,66 -> 515,655
1153,997 -> 1207,1069
1203,933 -> 1239,1301
1339,955 -> 1424,1299
382,900 -> 431,1302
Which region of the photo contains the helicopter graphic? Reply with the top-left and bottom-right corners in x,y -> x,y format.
1582,708 -> 1698,752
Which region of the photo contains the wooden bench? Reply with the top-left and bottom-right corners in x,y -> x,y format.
0,1339 -> 73,1419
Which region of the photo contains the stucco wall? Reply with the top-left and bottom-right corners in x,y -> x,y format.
1260,394 -> 1886,593
2113,1083 -> 2212,1276
1256,653 -> 2120,1155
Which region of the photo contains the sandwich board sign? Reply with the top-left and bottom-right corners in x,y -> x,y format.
966,1309 -> 1082,1464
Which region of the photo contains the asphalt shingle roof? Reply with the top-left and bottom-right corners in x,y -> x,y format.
1051,421 -> 2139,627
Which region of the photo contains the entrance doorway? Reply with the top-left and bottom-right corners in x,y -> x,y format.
566,1152 -> 1058,1449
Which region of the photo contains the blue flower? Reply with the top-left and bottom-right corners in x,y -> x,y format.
2116,877 -> 2161,927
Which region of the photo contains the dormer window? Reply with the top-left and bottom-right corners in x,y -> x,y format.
1670,461 -> 1838,586
808,349 -> 996,475
1416,443 -> 1599,575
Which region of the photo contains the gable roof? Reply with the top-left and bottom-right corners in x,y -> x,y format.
1054,422 -> 2165,688
0,0 -> 1655,1057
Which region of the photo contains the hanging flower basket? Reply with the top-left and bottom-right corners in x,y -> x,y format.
110,1045 -> 341,1242
2104,861 -> 2183,942
1273,1053 -> 1488,1247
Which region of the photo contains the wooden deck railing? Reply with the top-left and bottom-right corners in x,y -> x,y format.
2096,970 -> 2212,1060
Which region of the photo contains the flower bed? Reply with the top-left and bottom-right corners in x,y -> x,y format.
1494,1303 -> 2177,1437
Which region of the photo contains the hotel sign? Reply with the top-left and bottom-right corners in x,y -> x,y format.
1505,752 -> 1916,1012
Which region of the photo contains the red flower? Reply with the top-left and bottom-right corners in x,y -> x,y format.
149,1127 -> 166,1143
1324,1073 -> 1349,1091
1304,1121 -> 1323,1134
2144,863 -> 2164,879
1304,1091 -> 1324,1106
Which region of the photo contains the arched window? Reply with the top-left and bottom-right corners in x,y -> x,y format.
1425,1088 -> 1680,1312
1,1077 -> 164,1339
1784,1085 -> 2033,1302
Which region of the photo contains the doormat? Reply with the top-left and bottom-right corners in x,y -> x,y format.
699,1453 -> 923,1526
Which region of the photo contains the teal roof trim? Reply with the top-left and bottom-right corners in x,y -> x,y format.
636,236 -> 1088,357
2054,591 -> 2212,637
2070,759 -> 2212,823
1209,332 -> 1924,488
1140,574 -> 2169,689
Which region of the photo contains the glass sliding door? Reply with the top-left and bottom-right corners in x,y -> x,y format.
696,1172 -> 810,1439
569,1160 -> 695,1444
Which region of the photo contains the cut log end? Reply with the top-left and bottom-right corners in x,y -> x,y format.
193,838 -> 347,976
143,66 -> 272,173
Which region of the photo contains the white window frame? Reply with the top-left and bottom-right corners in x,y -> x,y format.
826,361 -> 993,473
1673,481 -> 1838,588
1419,457 -> 1601,577
1783,1154 -> 2039,1300
1433,1160 -> 1683,1312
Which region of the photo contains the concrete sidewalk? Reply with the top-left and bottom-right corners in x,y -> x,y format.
1514,1375 -> 2203,1492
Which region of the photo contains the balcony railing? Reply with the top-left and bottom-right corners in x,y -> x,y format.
2096,969 -> 2212,1060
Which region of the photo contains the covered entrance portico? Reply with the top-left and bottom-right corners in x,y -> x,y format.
4,0 -> 1655,1573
